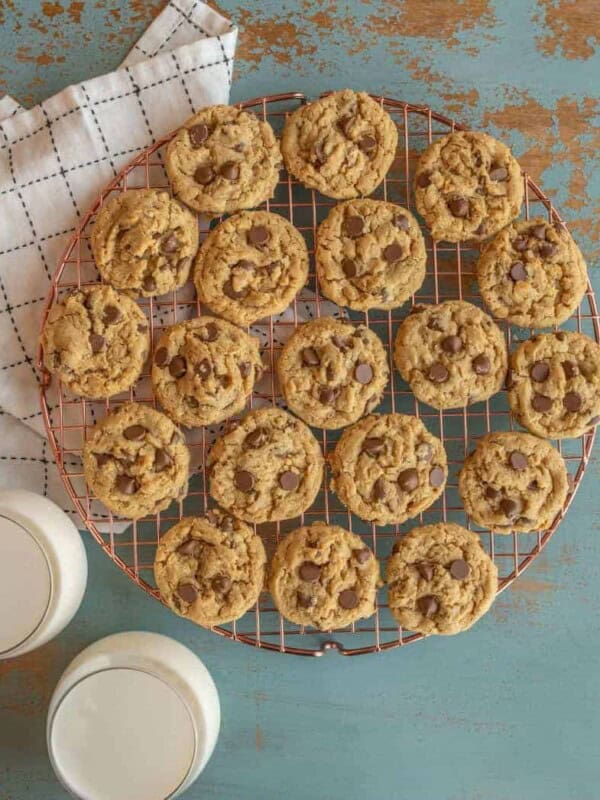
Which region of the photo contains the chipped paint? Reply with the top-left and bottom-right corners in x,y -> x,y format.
535,0 -> 600,60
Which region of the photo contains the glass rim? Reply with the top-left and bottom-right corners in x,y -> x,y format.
0,513 -> 53,657
47,665 -> 198,800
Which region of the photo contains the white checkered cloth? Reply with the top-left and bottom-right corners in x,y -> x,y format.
0,0 -> 236,524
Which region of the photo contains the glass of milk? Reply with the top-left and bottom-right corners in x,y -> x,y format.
0,489 -> 87,660
47,631 -> 221,800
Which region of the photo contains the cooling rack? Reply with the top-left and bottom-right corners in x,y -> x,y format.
38,92 -> 599,656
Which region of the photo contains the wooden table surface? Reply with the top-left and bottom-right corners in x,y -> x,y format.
1,2 -> 600,798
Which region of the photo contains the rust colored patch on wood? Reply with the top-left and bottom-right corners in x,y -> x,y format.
42,1 -> 64,18
535,0 -> 600,60
67,1 -> 84,24
236,9 -> 317,68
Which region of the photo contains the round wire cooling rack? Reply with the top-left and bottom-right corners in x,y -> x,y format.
38,92 -> 599,657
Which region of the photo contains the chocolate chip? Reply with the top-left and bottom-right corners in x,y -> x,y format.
372,476 -> 387,500
116,474 -> 138,494
532,393 -> 552,412
245,427 -> 267,448
177,582 -> 197,603
154,449 -> 172,471
528,480 -> 539,491
326,364 -> 335,382
95,453 -> 111,467
169,355 -> 187,378
383,242 -> 404,263
441,335 -> 462,353
416,442 -> 433,462
472,354 -> 491,375
449,559 -> 470,580
398,468 -> 418,491
123,425 -> 146,441
234,469 -> 255,492
233,259 -> 255,271
142,275 -> 157,292
500,497 -> 522,518
188,123 -> 209,147
556,331 -> 567,341
512,236 -> 528,252
474,221 -> 487,237
429,466 -> 445,488
354,548 -> 371,564
563,391 -> 582,412
416,172 -> 431,188
103,305 -> 121,325
343,216 -> 364,238
489,163 -> 508,181
319,386 -> 338,404
202,323 -> 219,342
279,470 -> 299,491
340,257 -> 358,278
427,317 -> 443,331
248,225 -> 270,247
416,562 -> 434,581
212,575 -> 232,593
448,196 -> 469,217
428,362 -> 449,383
540,241 -> 558,258
89,333 -> 105,353
223,279 -> 246,299
220,161 -> 239,181
530,361 -> 550,382
338,115 -> 355,137
196,358 -> 211,378
194,164 -> 214,185
509,451 -> 528,470
485,486 -> 500,500
153,349 -> 170,370
417,595 -> 438,617
177,539 -> 201,557
160,232 -> 179,254
299,561 -> 321,582
362,436 -> 385,456
297,591 -> 315,608
562,360 -> 578,379
339,588 -> 359,609
532,224 -> 546,240
394,214 -> 409,231
358,134 -> 377,153
509,261 -> 528,281
354,362 -> 373,384
301,347 -> 320,367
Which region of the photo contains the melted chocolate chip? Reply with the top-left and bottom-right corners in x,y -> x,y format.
429,466 -> 445,488
201,323 -> 219,342
500,497 -> 522,518
169,355 -> 187,378
319,386 -> 338,405
116,474 -> 138,494
142,275 -> 157,292
562,360 -> 578,379
177,582 -> 198,603
358,134 -> 377,153
530,361 -> 550,382
248,225 -> 270,247
220,161 -> 240,181
194,165 -> 214,185
512,236 -> 528,252
449,559 -> 470,580
234,469 -> 255,492
212,575 -> 232,593
343,216 -> 364,238
441,335 -> 462,353
95,453 -> 112,467
188,123 -> 209,147
338,588 -> 359,610
540,241 -> 558,258
417,562 -> 434,581
354,362 -> 373,384
489,163 -> 508,181
299,561 -> 321,582
103,305 -> 121,325
279,470 -> 300,491
372,476 -> 387,500
472,354 -> 491,375
563,391 -> 582,412
160,232 -> 179,254
154,449 -> 172,471
301,347 -> 320,367
354,548 -> 371,564
532,393 -> 552,412
509,451 -> 528,470
342,257 -> 358,277
90,333 -> 105,353
398,468 -> 418,491
416,172 -> 431,188
428,362 -> 449,383
297,591 -> 315,608
532,224 -> 546,240
448,196 -> 469,218
383,242 -> 404,263
417,595 -> 438,617
485,486 -> 500,500
394,214 -> 409,231
177,539 -> 201,557
123,425 -> 146,441
509,261 -> 528,281
362,436 -> 385,456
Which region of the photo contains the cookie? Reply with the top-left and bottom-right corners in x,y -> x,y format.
269,522 -> 382,630
315,200 -> 426,311
387,522 -> 498,635
459,431 -> 568,533
154,509 -> 266,627
83,402 -> 190,519
40,284 -> 149,398
152,316 -> 263,428
277,318 -> 389,429
394,300 -> 508,409
91,188 -> 198,297
208,407 -> 324,523
165,105 -> 281,216
281,89 -> 397,199
329,414 -> 447,526
508,331 -> 600,439
414,131 -> 523,243
194,210 -> 309,326
477,217 -> 587,328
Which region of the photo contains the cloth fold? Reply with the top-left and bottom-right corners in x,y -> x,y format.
0,0 -> 236,521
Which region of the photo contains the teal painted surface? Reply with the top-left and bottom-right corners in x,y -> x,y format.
1,2 -> 600,798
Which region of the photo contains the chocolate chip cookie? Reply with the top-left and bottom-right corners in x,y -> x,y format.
152,316 -> 263,428
194,210 -> 309,326
329,414 -> 447,525
477,217 -> 588,328
508,331 -> 600,439
387,522 -> 498,635
83,402 -> 190,519
91,188 -> 198,297
154,509 -> 266,627
315,200 -> 426,310
40,284 -> 149,398
208,407 -> 324,523
394,300 -> 508,409
277,318 -> 389,429
281,89 -> 398,199
165,105 -> 281,216
459,431 -> 569,533
269,521 -> 382,630
414,131 -> 523,242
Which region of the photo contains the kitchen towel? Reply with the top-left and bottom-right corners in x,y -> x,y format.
0,0 -> 236,522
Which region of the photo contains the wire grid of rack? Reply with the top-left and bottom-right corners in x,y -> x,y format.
38,92 -> 599,656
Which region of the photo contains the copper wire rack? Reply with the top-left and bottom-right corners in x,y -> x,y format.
38,92 -> 599,657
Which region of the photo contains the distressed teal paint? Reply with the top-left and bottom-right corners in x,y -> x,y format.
1,2 -> 600,799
